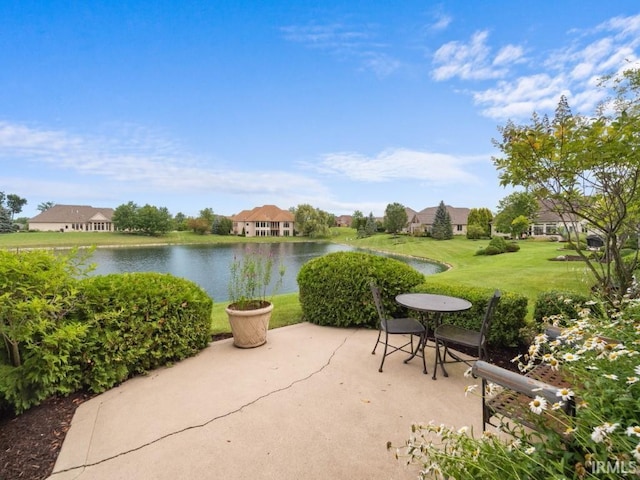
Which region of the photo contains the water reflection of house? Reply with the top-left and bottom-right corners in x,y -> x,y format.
29,205 -> 114,232
231,205 -> 295,237
405,205 -> 471,236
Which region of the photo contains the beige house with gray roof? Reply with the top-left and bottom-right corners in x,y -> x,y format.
405,205 -> 471,236
29,205 -> 115,232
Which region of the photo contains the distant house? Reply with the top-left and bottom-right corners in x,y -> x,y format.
528,200 -> 589,239
406,205 -> 470,236
230,205 -> 295,237
29,205 -> 115,232
335,215 -> 352,227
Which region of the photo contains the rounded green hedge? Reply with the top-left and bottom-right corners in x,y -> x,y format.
75,272 -> 213,392
297,251 -> 425,328
0,255 -> 214,414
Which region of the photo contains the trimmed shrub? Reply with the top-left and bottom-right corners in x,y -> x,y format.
533,290 -> 602,326
476,237 -> 519,256
0,248 -> 92,413
75,273 -> 213,392
488,236 -> 508,253
505,242 -> 520,252
297,252 -> 424,328
413,283 -> 528,347
483,245 -> 502,256
0,269 -> 213,413
466,224 -> 485,240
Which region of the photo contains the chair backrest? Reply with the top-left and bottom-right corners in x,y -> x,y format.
479,290 -> 501,353
370,282 -> 387,326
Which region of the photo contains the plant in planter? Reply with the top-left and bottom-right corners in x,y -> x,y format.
225,246 -> 285,348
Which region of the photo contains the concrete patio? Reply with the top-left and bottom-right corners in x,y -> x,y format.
49,322 -> 482,480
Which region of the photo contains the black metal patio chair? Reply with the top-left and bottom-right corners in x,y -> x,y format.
432,290 -> 501,379
370,282 -> 427,374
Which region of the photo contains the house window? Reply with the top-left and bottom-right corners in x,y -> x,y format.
456,225 -> 462,232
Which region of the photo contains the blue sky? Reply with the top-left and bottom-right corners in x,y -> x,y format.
2,1 -> 640,219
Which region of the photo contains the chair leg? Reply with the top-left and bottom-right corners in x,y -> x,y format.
432,340 -> 450,380
371,329 -> 383,355
419,333 -> 428,374
378,331 -> 390,373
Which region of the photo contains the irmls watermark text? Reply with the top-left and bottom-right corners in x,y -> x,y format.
591,460 -> 638,476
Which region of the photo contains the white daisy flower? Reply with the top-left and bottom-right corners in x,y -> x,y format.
556,387 -> 574,401
563,352 -> 580,362
591,423 -> 619,443
634,443 -> 640,462
529,396 -> 547,414
464,384 -> 478,397
626,425 -> 640,437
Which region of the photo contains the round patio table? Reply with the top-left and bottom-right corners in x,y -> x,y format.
395,293 -> 472,356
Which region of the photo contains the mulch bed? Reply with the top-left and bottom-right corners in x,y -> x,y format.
0,337 -> 524,480
0,391 -> 93,480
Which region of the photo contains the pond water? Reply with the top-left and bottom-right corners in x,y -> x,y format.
89,242 -> 444,302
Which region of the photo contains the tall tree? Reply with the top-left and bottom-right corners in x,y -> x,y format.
293,204 -> 330,238
212,216 -> 233,235
199,208 -> 216,230
137,205 -> 172,236
467,207 -> 493,238
0,206 -> 13,233
493,69 -> 640,299
6,194 -> 27,220
112,201 -> 139,231
173,212 -> 187,231
351,210 -> 365,230
431,201 -> 453,240
384,203 -> 407,235
364,212 -> 377,236
37,201 -> 55,212
493,191 -> 538,237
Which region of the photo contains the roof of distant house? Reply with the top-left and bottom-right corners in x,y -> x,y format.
415,205 -> 470,225
231,205 -> 294,222
29,204 -> 114,223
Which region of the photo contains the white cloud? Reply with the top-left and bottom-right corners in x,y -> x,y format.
432,30 -> 514,81
281,23 -> 401,76
0,121 -> 329,200
493,44 -> 525,66
430,11 -> 452,32
280,24 -> 372,53
446,14 -> 640,120
313,148 -> 483,184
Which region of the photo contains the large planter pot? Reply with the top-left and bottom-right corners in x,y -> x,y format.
225,301 -> 273,348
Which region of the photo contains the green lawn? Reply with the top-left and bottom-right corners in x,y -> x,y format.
0,230 -> 313,249
1,228 -> 594,329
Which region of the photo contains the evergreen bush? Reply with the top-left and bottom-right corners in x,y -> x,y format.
505,242 -> 520,252
488,236 -> 508,253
